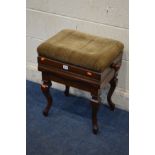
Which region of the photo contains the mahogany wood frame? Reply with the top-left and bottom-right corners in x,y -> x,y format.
38,53 -> 122,134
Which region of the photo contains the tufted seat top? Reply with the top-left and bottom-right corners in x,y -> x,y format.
37,29 -> 124,72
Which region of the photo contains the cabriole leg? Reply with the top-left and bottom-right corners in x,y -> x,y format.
64,85 -> 70,96
91,95 -> 100,134
107,76 -> 118,111
107,63 -> 121,111
41,80 -> 52,116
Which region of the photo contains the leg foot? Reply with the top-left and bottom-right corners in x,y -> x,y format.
64,85 -> 70,96
41,80 -> 52,116
93,128 -> 99,135
43,111 -> 48,117
91,96 -> 100,134
107,77 -> 118,111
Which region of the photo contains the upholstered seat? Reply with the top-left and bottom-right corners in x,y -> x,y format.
37,29 -> 124,71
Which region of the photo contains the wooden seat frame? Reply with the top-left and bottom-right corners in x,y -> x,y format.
38,53 -> 122,134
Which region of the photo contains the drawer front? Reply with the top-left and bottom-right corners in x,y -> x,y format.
38,56 -> 101,81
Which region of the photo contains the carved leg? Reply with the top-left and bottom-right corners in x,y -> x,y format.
107,77 -> 118,111
91,95 -> 100,134
64,85 -> 70,96
41,80 -> 52,116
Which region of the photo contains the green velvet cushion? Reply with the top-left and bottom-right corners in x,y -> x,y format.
37,29 -> 124,71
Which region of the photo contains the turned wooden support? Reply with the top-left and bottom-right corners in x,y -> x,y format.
107,63 -> 120,111
41,80 -> 52,116
64,85 -> 70,96
91,94 -> 101,134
